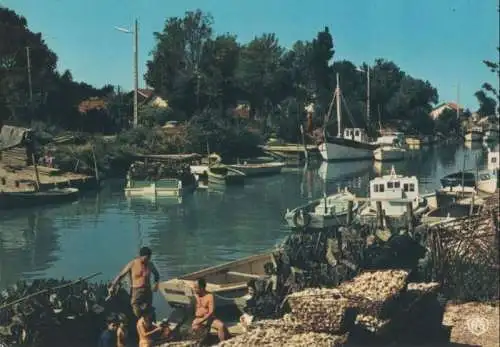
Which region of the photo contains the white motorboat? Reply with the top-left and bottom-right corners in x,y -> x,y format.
284,188 -> 359,229
476,171 -> 498,194
358,166 -> 428,228
318,74 -> 378,161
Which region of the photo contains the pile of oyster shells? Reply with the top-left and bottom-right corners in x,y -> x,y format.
0,279 -> 133,346
287,288 -> 353,333
218,326 -> 348,347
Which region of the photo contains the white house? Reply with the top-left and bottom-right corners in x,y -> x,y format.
430,102 -> 463,120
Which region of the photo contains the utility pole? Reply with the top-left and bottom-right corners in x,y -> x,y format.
456,83 -> 460,120
26,46 -> 33,103
133,19 -> 139,128
366,66 -> 370,124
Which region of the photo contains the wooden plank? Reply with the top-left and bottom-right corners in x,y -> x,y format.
226,271 -> 261,279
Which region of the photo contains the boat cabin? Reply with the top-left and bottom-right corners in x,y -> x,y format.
470,126 -> 483,133
343,128 -> 370,143
369,167 -> 420,216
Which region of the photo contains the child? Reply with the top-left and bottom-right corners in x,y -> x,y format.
137,306 -> 162,347
98,315 -> 117,347
116,316 -> 128,347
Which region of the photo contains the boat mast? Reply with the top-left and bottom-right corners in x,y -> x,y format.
336,73 -> 342,137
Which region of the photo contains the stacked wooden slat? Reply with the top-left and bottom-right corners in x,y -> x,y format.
0,146 -> 30,166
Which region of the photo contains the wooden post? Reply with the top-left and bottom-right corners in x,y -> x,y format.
347,200 -> 354,225
31,153 -> 40,191
406,202 -> 414,234
91,146 -> 100,183
300,125 -> 308,162
469,193 -> 475,216
376,201 -> 383,228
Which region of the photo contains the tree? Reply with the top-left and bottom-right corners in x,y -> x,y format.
0,7 -> 57,122
434,108 -> 460,134
235,33 -> 285,119
144,10 -> 214,118
474,90 -> 497,117
477,46 -> 499,116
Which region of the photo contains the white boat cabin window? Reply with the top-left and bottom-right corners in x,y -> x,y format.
373,184 -> 385,192
492,157 -> 497,163
479,173 -> 491,180
403,183 -> 415,192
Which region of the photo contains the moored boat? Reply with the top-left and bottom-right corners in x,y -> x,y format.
318,74 -> 378,161
124,158 -> 197,197
284,188 -> 359,229
357,166 -> 428,227
487,146 -> 499,174
228,159 -> 285,177
159,252 -> 275,312
0,187 -> 79,209
208,165 -> 246,186
440,172 -> 476,188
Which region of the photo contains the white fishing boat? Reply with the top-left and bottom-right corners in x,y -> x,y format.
284,188 -> 359,229
358,167 -> 428,227
373,146 -> 406,162
464,126 -> 483,142
318,74 -> 378,161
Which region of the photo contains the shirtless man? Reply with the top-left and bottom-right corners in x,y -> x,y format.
191,278 -> 228,342
109,246 -> 160,317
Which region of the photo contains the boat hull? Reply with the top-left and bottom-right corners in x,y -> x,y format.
159,252 -> 274,314
284,210 -> 351,229
227,163 -> 284,177
124,181 -> 196,197
373,148 -> 405,162
318,139 -> 376,161
208,166 -> 246,186
477,176 -> 498,194
0,188 -> 79,210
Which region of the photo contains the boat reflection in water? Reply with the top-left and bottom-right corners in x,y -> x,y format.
464,140 -> 484,151
318,160 -> 372,182
373,160 -> 408,176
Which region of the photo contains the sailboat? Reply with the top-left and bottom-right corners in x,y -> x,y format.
318,74 -> 378,161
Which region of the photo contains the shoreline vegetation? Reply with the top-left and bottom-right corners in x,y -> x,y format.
1,7 -> 498,180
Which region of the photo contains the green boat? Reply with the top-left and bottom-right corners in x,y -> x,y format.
208,165 -> 245,186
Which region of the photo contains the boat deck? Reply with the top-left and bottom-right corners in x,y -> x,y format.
0,164 -> 98,192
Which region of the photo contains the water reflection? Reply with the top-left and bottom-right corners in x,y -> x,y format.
0,145 -> 489,303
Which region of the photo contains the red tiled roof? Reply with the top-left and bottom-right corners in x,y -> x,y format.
446,102 -> 463,111
138,88 -> 154,99
78,97 -> 107,113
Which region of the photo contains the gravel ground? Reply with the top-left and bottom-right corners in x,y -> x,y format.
443,301 -> 499,347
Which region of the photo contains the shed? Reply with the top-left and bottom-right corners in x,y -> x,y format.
0,125 -> 36,166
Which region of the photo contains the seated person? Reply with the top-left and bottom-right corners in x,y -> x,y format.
116,315 -> 128,347
191,278 -> 229,342
239,279 -> 257,329
136,306 -> 163,347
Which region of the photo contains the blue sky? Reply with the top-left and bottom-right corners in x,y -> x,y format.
2,0 -> 498,110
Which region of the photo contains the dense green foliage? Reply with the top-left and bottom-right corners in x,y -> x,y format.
475,46 -> 500,117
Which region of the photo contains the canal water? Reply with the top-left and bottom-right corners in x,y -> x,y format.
0,141 -> 492,317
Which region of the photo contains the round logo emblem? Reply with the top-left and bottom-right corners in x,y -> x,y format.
466,316 -> 489,336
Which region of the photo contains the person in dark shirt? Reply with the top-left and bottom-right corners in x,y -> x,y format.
98,315 -> 118,347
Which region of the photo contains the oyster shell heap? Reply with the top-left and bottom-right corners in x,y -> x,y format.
158,341 -> 200,347
338,270 -> 409,302
287,288 -> 353,333
217,326 -> 348,347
